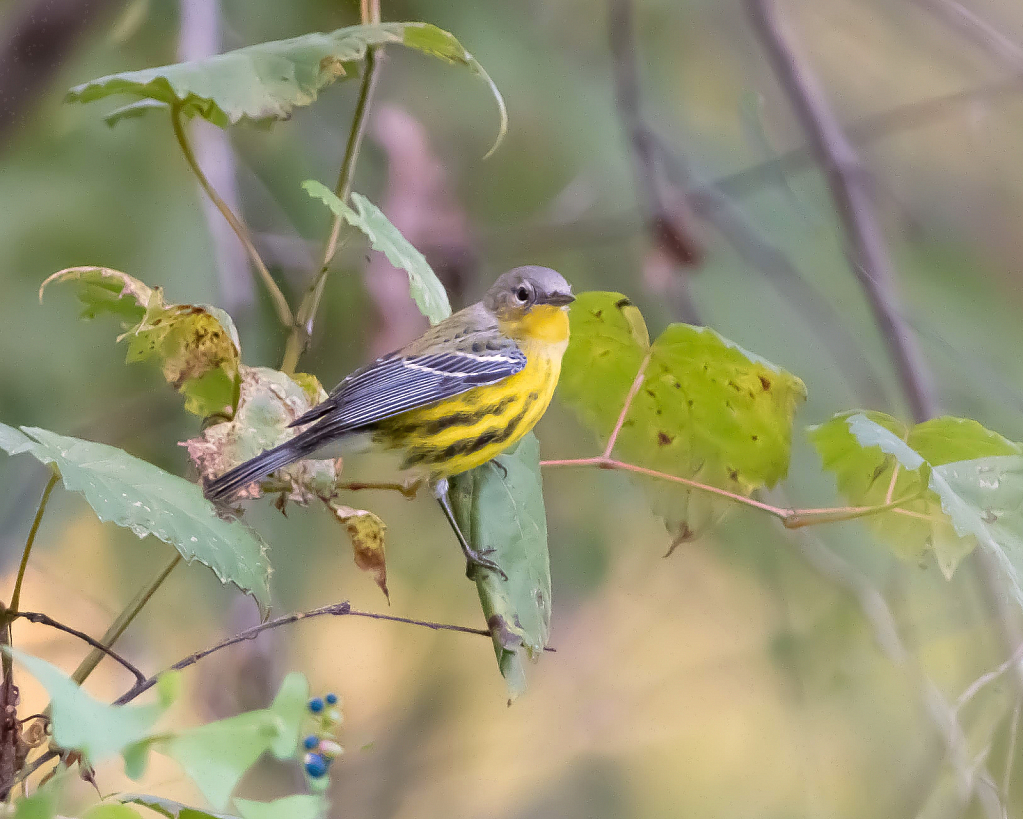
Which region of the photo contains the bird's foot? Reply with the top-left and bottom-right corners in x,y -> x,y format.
464,546 -> 508,581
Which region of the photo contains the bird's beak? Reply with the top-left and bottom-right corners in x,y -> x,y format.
542,292 -> 575,306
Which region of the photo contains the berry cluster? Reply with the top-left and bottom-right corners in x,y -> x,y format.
302,692 -> 343,789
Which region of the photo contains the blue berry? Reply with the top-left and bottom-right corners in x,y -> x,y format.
308,697 -> 324,714
325,693 -> 338,705
303,735 -> 319,750
304,753 -> 328,778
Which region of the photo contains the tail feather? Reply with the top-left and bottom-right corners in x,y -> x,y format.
204,438 -> 312,502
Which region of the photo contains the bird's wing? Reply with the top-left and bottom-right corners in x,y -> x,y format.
289,331 -> 525,433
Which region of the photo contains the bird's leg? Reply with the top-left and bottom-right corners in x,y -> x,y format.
433,479 -> 508,581
488,457 -> 509,480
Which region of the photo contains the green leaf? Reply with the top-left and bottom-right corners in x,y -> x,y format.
184,366 -> 339,502
8,649 -> 168,765
809,412 -> 1023,577
41,267 -> 241,417
0,422 -> 271,609
159,674 -> 310,810
121,795 -> 235,819
67,22 -> 505,152
559,291 -> 806,545
302,182 -> 452,324
233,796 -> 326,819
84,806 -> 145,819
13,790 -> 56,819
450,434 -> 551,700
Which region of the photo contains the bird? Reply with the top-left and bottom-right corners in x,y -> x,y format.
204,266 -> 574,579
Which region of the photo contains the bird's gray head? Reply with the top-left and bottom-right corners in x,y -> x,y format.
483,266 -> 574,320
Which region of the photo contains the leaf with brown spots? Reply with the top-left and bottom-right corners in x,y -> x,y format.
329,502 -> 389,601
559,291 -> 807,543
42,267 -> 241,418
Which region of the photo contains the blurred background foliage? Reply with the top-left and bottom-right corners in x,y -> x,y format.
3,0 -> 1023,816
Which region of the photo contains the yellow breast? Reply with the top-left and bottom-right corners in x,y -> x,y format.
379,306 -> 569,478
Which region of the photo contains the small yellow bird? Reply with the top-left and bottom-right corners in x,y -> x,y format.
205,266 -> 574,578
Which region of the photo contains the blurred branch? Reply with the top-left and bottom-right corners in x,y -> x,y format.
744,0 -> 938,422
115,599 -> 529,706
783,524 -> 1004,818
909,0 -> 1023,71
170,105 -> 293,328
177,0 -> 254,313
0,0 -> 117,148
281,1 -> 382,374
707,76 -> 1023,199
607,0 -> 702,323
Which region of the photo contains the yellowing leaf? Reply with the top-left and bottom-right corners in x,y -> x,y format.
184,366 -> 339,503
329,502 -> 388,600
41,267 -> 240,418
560,291 -> 806,544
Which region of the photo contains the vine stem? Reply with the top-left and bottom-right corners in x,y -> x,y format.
115,599 -> 531,706
280,2 -> 382,374
170,104 -> 294,329
9,470 -> 59,617
70,553 -> 181,686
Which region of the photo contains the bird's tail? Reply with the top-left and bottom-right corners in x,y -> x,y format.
204,437 -> 317,502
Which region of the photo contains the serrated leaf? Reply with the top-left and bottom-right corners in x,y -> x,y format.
0,422 -> 271,608
329,502 -> 388,600
559,291 -> 806,544
67,22 -> 505,152
42,267 -> 241,417
450,434 -> 550,700
809,412 -> 1023,577
233,796 -> 326,819
157,674 -> 309,810
302,182 -> 451,324
8,649 -> 168,766
185,366 -> 339,503
121,795 -> 235,819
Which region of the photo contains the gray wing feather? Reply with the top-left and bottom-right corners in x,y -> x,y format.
288,344 -> 526,434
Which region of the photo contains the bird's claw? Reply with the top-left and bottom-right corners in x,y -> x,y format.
464,548 -> 508,581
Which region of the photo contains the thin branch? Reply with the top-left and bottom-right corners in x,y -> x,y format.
9,469 -> 59,616
115,600 -> 517,706
909,0 -> 1023,72
12,612 -> 145,686
281,20 -> 383,374
744,0 -> 939,422
955,639 -> 1023,714
170,104 -> 294,329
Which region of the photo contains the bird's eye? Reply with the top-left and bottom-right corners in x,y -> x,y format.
515,286 -> 530,303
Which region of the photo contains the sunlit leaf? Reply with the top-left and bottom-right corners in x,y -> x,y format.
13,790 -> 55,819
559,291 -> 806,546
83,806 -> 145,819
809,412 -> 1023,577
185,366 -> 339,503
450,434 -> 551,700
267,672 -> 309,760
303,182 -> 451,324
329,502 -> 389,600
8,650 -> 170,766
67,22 -> 505,151
41,267 -> 241,417
0,422 -> 272,608
233,796 -> 326,819
121,795 -> 235,819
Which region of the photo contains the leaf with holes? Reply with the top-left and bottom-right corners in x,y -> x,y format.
67,22 -> 505,152
185,366 -> 339,503
303,182 -> 451,325
0,422 -> 272,609
559,291 -> 806,547
810,411 -> 1023,578
41,267 -> 241,417
450,434 -> 550,700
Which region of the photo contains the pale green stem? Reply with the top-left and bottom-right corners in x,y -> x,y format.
9,469 -> 59,616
